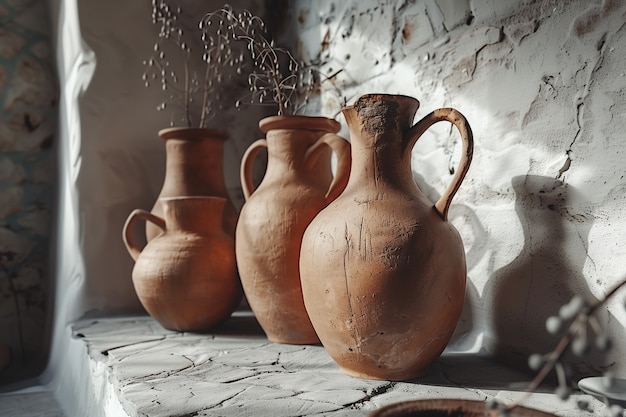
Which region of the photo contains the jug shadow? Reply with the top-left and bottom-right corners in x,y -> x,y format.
400,174 -> 610,391
482,175 -> 607,377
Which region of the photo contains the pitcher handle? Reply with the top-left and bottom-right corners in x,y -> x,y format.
304,133 -> 352,202
403,108 -> 473,221
122,209 -> 166,261
240,139 -> 267,201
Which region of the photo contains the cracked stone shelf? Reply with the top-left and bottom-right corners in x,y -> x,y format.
70,312 -> 605,417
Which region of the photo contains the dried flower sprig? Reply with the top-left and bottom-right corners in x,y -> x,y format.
201,7 -> 320,116
494,277 -> 626,417
198,5 -> 247,125
142,1 -> 244,127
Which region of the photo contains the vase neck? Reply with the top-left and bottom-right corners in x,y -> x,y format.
162,137 -> 227,193
161,197 -> 225,235
349,137 -> 416,191
264,129 -> 321,171
342,95 -> 422,192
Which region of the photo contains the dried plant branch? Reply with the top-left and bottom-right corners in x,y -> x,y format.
142,0 -> 190,125
198,5 -> 245,126
143,1 -> 244,127
203,7 -> 323,116
505,277 -> 626,413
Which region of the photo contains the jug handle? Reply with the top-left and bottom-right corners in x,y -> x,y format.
304,133 -> 352,202
403,108 -> 473,221
240,139 -> 267,201
122,209 -> 166,261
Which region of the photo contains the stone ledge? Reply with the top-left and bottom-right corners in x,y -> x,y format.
69,312 -> 604,417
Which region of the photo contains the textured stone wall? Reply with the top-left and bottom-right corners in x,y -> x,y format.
293,0 -> 626,374
0,0 -> 57,384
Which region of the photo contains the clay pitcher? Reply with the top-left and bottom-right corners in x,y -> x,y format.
147,128 -> 238,241
236,115 -> 351,344
300,94 -> 473,380
123,196 -> 242,332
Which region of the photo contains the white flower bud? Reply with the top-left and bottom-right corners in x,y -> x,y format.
546,316 -> 563,334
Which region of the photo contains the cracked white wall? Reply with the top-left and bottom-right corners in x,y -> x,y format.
293,0 -> 626,374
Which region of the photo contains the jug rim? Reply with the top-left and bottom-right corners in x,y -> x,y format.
158,127 -> 229,141
259,115 -> 341,134
342,94 -> 420,111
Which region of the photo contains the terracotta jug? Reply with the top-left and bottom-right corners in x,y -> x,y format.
123,196 -> 242,332
147,127 -> 238,241
236,115 -> 351,344
300,94 -> 473,380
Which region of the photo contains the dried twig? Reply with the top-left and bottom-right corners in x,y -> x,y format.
143,1 -> 244,127
504,278 -> 626,415
203,7 -> 329,116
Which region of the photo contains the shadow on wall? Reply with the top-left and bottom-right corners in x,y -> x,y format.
482,175 -> 608,376
445,174 -> 611,379
445,201 -> 487,353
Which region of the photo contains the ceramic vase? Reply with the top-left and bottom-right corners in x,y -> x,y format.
300,94 -> 473,380
369,399 -> 557,417
123,196 -> 242,332
147,127 -> 238,241
236,115 -> 351,344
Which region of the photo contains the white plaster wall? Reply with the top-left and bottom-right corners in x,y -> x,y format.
294,0 -> 626,374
